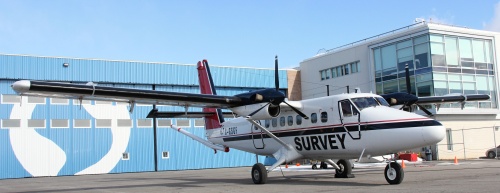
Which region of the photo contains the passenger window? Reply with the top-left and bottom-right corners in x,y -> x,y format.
321,112 -> 328,123
280,117 -> 286,126
265,120 -> 270,128
311,113 -> 317,123
296,115 -> 302,125
272,118 -> 277,127
287,116 -> 293,126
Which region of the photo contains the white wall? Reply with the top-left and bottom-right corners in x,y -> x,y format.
300,46 -> 372,99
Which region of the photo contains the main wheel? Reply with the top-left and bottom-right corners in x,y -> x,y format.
335,159 -> 352,178
321,162 -> 328,169
251,163 -> 267,184
487,151 -> 496,158
384,162 -> 404,185
312,164 -> 318,170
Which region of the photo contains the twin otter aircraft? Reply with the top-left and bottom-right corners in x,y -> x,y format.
14,57 -> 480,185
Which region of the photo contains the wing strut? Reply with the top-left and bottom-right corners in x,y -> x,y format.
246,117 -> 302,172
170,124 -> 229,153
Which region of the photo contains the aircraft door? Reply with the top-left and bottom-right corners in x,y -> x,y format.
251,120 -> 265,149
338,100 -> 361,140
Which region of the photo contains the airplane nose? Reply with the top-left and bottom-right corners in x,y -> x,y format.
422,125 -> 446,144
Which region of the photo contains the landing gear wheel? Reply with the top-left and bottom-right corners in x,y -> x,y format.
335,159 -> 354,178
384,162 -> 404,185
251,163 -> 268,184
312,164 -> 318,170
320,161 -> 328,169
487,151 -> 496,158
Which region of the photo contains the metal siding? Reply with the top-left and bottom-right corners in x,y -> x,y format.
50,127 -> 73,176
0,81 -> 30,178
113,128 -> 155,173
0,54 -> 287,179
0,54 -> 287,88
210,66 -> 287,88
113,104 -> 155,173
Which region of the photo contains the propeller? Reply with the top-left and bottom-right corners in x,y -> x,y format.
401,64 -> 433,116
246,56 -> 309,119
275,56 -> 279,92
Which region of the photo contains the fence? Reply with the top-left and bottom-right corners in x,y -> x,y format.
436,126 -> 499,160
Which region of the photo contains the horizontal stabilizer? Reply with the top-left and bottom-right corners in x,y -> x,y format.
146,109 -> 234,118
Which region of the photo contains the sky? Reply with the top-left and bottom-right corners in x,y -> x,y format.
1,0 -> 500,69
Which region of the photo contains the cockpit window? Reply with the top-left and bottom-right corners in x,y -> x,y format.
375,97 -> 390,106
351,97 -> 379,110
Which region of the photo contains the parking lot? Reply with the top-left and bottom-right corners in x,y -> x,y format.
1,159 -> 499,193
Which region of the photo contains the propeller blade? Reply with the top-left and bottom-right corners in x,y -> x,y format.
405,64 -> 411,94
275,55 -> 279,91
416,104 -> 433,116
248,102 -> 271,117
283,101 -> 309,119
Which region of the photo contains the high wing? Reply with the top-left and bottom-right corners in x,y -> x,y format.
380,92 -> 490,106
11,57 -> 308,120
381,92 -> 490,115
380,64 -> 491,115
11,80 -> 244,108
418,94 -> 490,104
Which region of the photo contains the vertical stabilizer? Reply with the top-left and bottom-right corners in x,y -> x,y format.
197,60 -> 224,129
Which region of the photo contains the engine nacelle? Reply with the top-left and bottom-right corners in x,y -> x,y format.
230,103 -> 280,120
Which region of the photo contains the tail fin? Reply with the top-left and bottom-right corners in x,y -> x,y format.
197,60 -> 224,129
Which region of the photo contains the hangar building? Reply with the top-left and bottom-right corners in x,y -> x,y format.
0,54 -> 296,179
300,21 -> 500,160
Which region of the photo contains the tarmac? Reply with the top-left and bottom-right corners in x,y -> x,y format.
1,159 -> 499,193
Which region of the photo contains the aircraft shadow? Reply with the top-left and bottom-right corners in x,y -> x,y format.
7,172 -> 385,193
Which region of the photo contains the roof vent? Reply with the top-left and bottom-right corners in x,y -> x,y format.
414,18 -> 425,23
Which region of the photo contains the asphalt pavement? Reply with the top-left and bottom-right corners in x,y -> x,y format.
1,159 -> 499,193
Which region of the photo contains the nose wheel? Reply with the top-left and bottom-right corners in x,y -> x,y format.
384,162 -> 404,184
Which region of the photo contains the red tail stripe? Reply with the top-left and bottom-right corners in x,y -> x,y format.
197,60 -> 222,130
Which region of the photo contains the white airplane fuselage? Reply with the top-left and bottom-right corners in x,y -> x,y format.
207,93 -> 445,160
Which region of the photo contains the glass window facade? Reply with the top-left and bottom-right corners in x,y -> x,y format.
374,33 -> 497,109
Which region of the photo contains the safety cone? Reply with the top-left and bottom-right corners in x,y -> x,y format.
296,162 -> 301,166
454,156 -> 458,165
285,164 -> 288,168
401,160 -> 406,169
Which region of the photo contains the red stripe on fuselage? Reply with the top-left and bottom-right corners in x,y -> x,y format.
209,117 -> 433,139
